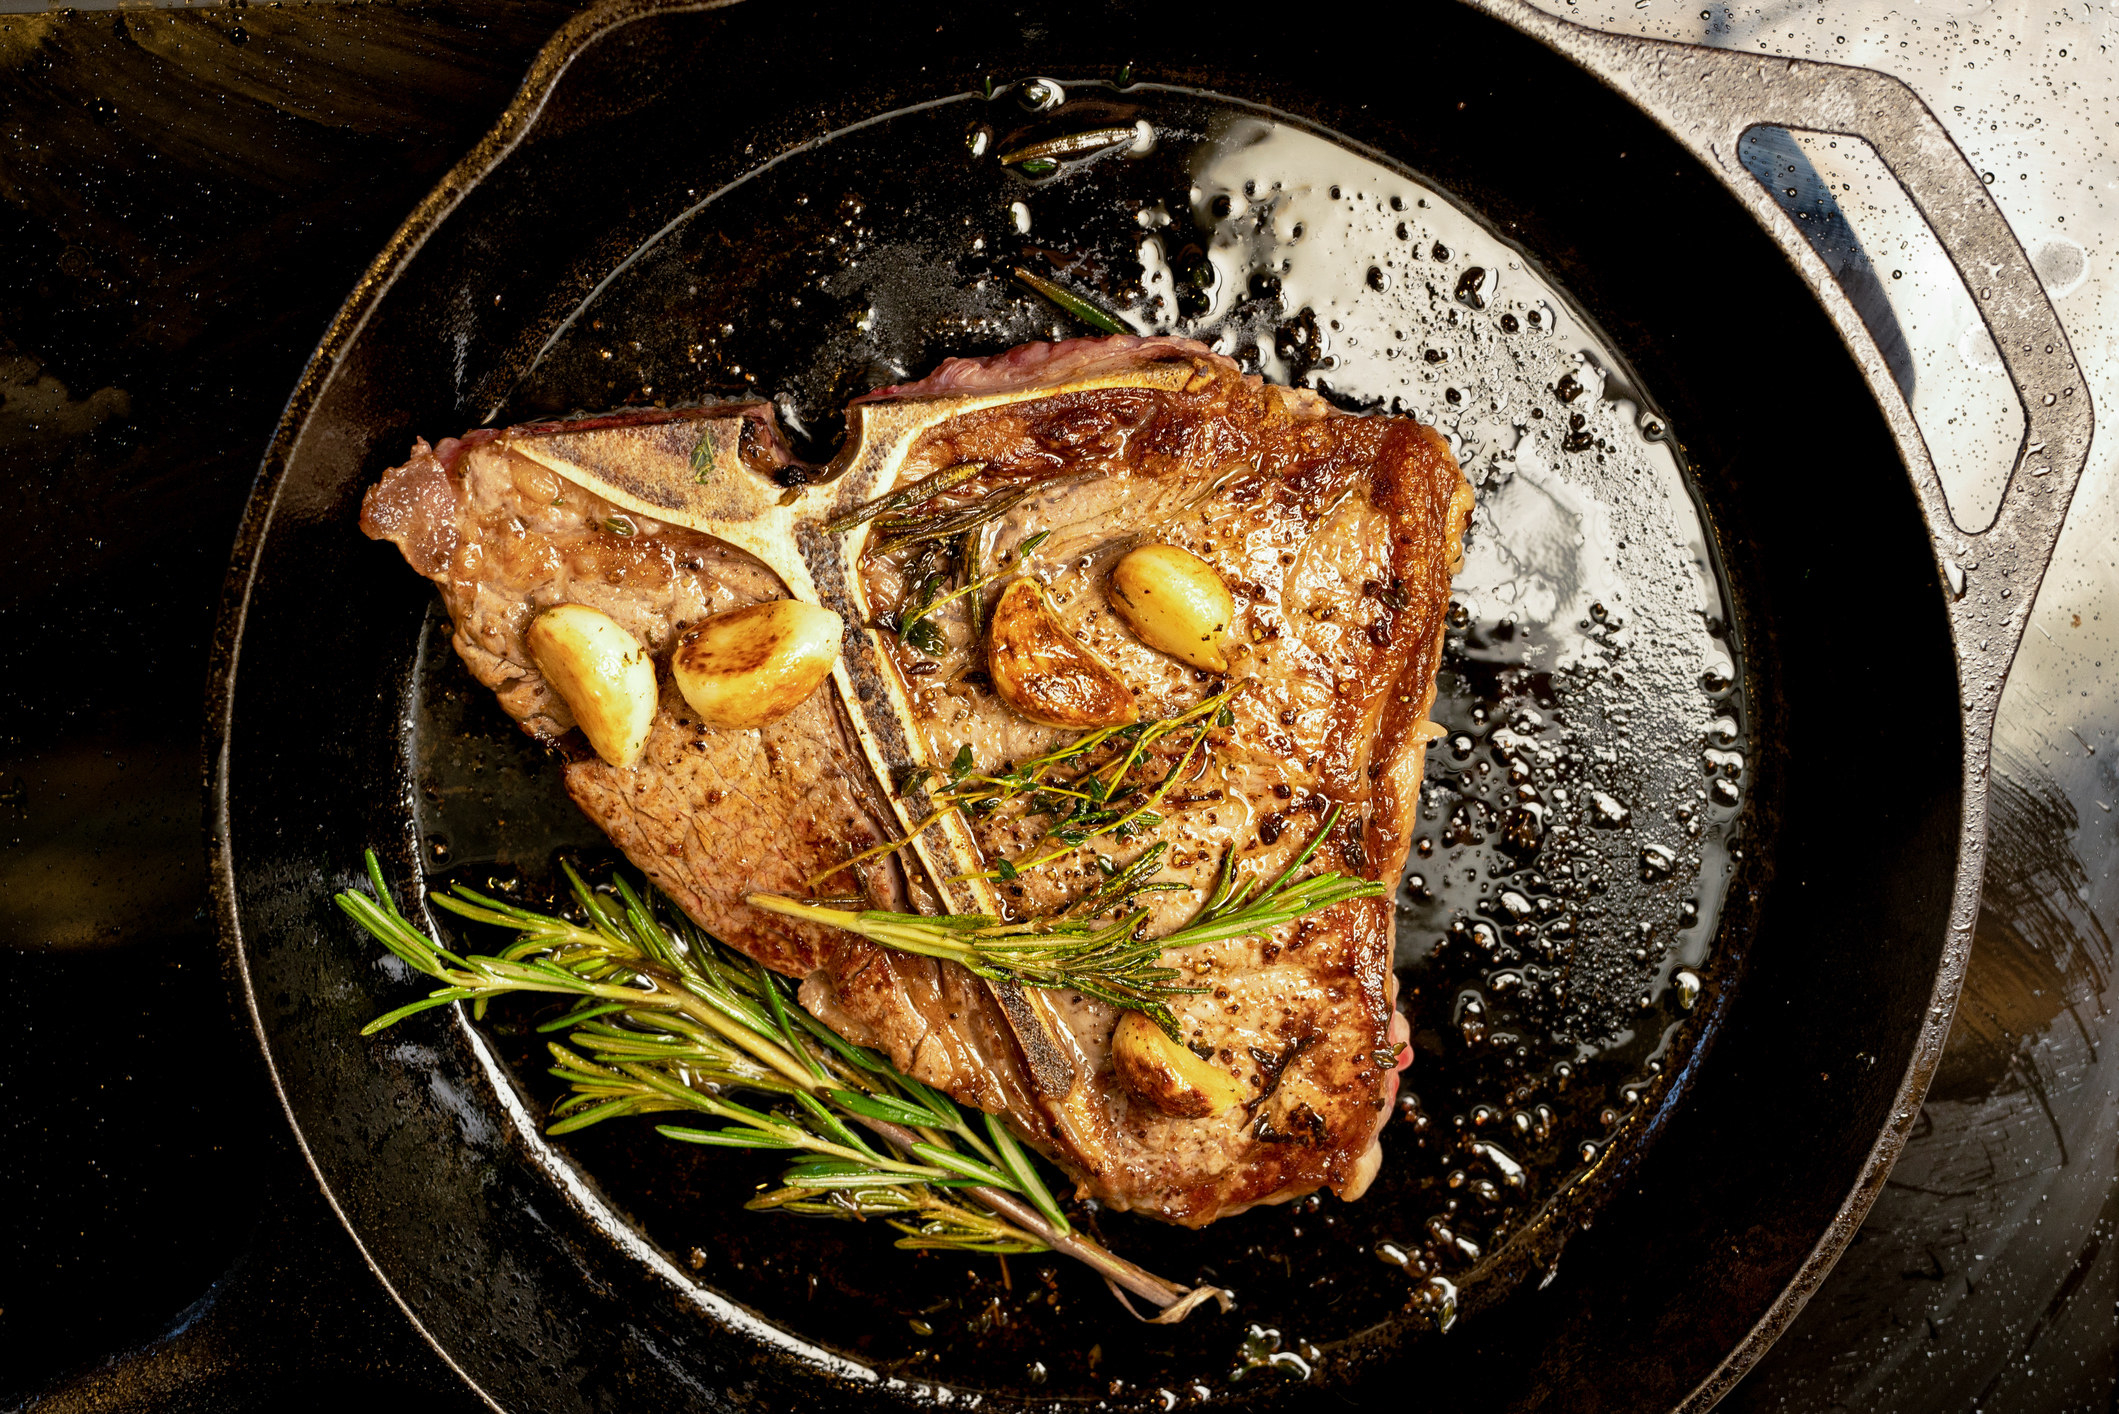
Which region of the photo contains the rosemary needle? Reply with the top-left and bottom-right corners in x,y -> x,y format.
996,126 -> 1139,167
1012,266 -> 1132,336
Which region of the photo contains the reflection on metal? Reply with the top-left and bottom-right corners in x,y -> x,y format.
1467,3 -> 2092,1409
1508,9 -> 2119,1404
1737,126 -> 2026,533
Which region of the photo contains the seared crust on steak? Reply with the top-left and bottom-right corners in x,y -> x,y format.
361,336 -> 1470,1226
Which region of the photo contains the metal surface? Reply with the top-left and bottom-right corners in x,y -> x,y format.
3,2 -> 2109,1411
196,0 -> 2052,1408
1460,7 -> 2093,1403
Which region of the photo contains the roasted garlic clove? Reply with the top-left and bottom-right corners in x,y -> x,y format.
1107,544 -> 1233,672
1111,1011 -> 1247,1118
986,578 -> 1139,729
672,599 -> 843,730
526,603 -> 659,768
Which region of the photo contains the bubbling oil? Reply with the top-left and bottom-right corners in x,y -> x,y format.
1067,102 -> 1750,1318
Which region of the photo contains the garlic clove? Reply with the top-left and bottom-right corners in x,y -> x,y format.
672,599 -> 843,730
986,578 -> 1139,729
1107,543 -> 1234,672
526,603 -> 659,768
1110,1011 -> 1247,1118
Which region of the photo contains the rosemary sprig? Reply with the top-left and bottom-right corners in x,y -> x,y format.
339,855 -> 1227,1315
825,460 -> 986,535
758,803 -> 1385,1041
751,893 -> 1203,1038
805,684 -> 1240,892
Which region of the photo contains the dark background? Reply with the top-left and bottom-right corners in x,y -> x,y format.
1,5 -> 2111,1411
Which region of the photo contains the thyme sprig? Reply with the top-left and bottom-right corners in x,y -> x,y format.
757,803 -> 1385,1041
339,855 -> 1227,1315
899,531 -> 1050,636
804,684 -> 1239,893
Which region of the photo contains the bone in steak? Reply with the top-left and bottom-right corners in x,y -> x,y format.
361,335 -> 1471,1226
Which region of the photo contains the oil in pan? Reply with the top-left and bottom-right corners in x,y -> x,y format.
1165,112 -> 1751,1329
449,80 -> 1755,1405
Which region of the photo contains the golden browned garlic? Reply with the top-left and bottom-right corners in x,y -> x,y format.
526,603 -> 659,768
1110,1011 -> 1247,1118
672,599 -> 843,730
986,579 -> 1139,729
1107,544 -> 1234,672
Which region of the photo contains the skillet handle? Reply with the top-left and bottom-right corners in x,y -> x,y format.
1466,0 -> 2091,714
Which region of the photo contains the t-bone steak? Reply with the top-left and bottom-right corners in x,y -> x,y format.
361,334 -> 1472,1226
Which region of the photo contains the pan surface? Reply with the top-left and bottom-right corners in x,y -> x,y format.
212,2 -> 1966,1408
409,76 -> 1751,1379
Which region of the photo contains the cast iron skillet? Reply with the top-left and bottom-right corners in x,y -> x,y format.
189,0 -> 2085,1409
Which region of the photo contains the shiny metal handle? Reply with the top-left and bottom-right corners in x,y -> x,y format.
1467,0 -> 2092,719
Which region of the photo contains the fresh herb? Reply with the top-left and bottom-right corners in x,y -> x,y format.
602,515 -> 636,537
1060,840 -> 1190,920
946,680 -> 1231,882
749,892 -> 1201,1038
904,618 -> 948,656
825,460 -> 986,536
996,126 -> 1139,167
873,484 -> 1035,553
689,428 -> 718,483
961,531 -> 986,640
901,568 -> 951,655
806,685 -> 1240,893
756,804 -> 1384,1041
898,529 -> 1050,638
338,854 -> 1227,1317
1016,158 -> 1059,177
1012,266 -> 1132,336
901,569 -> 988,638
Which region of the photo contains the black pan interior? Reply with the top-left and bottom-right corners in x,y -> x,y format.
218,3 -> 1963,1409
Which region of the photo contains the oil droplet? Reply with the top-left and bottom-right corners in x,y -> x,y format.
1020,77 -> 1065,111
1420,1277 -> 1459,1333
1674,969 -> 1702,1010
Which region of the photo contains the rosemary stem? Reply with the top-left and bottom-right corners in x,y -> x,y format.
666,989 -> 822,1090
851,1113 -> 1183,1308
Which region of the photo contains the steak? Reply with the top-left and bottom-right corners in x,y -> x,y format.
362,335 -> 1471,1226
